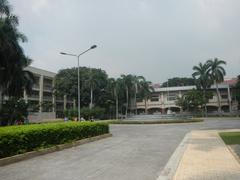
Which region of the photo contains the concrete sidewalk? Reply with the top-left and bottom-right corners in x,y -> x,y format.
173,130 -> 240,180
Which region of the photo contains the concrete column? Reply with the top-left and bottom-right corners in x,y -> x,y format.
23,89 -> 28,103
227,86 -> 232,112
73,99 -> 76,109
179,90 -> 182,98
52,79 -> 55,112
161,92 -> 164,103
39,75 -> 44,113
64,95 -> 67,110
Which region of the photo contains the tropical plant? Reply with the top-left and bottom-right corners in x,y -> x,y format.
192,62 -> 212,115
131,75 -> 145,114
120,74 -> 134,117
176,89 -> 212,113
0,97 -> 29,125
207,58 -> 226,113
0,0 -> 34,100
138,80 -> 154,114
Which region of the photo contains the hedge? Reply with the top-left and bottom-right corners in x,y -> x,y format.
0,122 -> 109,158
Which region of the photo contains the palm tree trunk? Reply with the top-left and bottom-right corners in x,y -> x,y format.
203,89 -> 207,117
125,88 -> 128,118
215,81 -> 222,114
114,87 -> 119,120
116,96 -> 118,120
90,86 -> 93,109
134,88 -> 137,115
144,97 -> 147,114
0,88 -> 2,109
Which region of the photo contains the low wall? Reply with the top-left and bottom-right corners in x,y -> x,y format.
28,112 -> 56,123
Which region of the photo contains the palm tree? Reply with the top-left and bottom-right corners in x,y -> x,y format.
87,68 -> 99,109
207,58 -> 226,113
0,0 -> 34,104
108,78 -> 123,119
128,75 -> 145,115
138,80 -> 154,114
120,74 -> 135,117
192,62 -> 212,116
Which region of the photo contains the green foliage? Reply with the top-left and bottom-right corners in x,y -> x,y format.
176,90 -> 212,112
55,67 -> 153,118
235,75 -> 240,105
0,98 -> 29,125
81,107 -> 105,120
54,67 -> 109,108
161,77 -> 195,87
0,122 -> 109,158
0,0 -> 35,98
64,107 -> 105,120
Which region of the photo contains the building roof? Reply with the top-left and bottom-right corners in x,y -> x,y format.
25,66 -> 56,78
154,85 -> 196,92
153,84 -> 230,92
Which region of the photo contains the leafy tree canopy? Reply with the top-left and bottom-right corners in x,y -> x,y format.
161,77 -> 195,87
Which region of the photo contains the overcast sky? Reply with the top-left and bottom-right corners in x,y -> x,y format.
10,0 -> 240,83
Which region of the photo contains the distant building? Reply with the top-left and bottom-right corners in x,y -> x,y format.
23,66 -> 74,122
136,80 -> 238,114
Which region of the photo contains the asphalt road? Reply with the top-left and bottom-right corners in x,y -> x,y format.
0,118 -> 240,180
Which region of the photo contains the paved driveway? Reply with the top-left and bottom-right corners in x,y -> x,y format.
0,118 -> 240,180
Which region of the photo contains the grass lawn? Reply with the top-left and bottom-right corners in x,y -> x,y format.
219,132 -> 240,145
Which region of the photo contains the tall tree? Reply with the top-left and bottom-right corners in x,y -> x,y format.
192,62 -> 212,115
87,68 -> 100,109
138,80 -> 154,114
108,78 -> 123,119
0,0 -> 34,99
207,58 -> 226,113
120,74 -> 135,117
161,77 -> 195,87
55,67 -> 109,108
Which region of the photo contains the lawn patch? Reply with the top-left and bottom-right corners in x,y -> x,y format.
219,132 -> 240,145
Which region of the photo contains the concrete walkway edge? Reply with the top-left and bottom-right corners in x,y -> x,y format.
0,133 -> 112,167
156,132 -> 191,180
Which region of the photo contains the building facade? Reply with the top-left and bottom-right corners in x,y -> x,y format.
24,66 -> 74,122
136,82 -> 238,114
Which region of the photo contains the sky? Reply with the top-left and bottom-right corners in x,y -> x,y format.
10,0 -> 240,83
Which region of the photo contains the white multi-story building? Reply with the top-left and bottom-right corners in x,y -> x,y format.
23,66 -> 74,122
136,81 -> 238,114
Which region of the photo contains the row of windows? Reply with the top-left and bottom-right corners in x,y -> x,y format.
138,94 -> 229,102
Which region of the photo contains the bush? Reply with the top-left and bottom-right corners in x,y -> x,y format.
0,98 -> 29,125
0,122 -> 109,158
64,107 -> 105,120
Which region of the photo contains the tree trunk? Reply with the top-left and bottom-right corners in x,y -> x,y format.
115,87 -> 118,120
0,89 -> 2,109
144,97 -> 147,114
90,86 -> 93,109
203,89 -> 207,117
116,96 -> 118,120
135,84 -> 137,115
215,81 -> 222,114
125,88 -> 128,118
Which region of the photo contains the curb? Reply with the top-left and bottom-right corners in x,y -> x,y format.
110,119 -> 203,125
156,132 -> 191,180
0,133 -> 112,167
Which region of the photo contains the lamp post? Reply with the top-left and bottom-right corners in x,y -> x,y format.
60,45 -> 97,121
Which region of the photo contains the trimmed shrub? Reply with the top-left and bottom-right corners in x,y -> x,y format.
0,122 -> 109,158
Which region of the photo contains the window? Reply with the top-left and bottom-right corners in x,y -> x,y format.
221,94 -> 228,99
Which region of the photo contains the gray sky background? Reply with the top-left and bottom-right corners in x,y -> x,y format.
10,0 -> 240,83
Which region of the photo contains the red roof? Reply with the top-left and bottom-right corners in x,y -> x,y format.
224,78 -> 238,86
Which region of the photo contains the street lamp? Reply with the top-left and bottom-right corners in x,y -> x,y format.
60,45 -> 97,121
